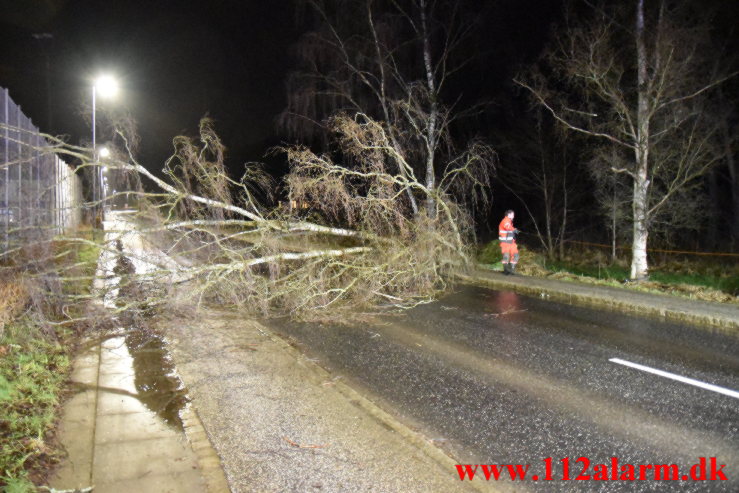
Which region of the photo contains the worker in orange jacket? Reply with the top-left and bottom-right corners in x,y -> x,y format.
498,210 -> 520,275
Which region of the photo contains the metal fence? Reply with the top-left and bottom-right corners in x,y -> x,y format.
0,87 -> 83,249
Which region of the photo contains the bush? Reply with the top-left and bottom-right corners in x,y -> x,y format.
477,239 -> 503,265
0,278 -> 30,338
476,240 -> 550,276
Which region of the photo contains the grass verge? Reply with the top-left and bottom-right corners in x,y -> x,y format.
0,321 -> 72,492
0,231 -> 99,492
477,240 -> 739,303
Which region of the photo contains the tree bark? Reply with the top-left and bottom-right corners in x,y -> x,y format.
559,170 -> 567,261
720,114 -> 739,249
367,1 -> 419,215
420,0 -> 438,218
631,0 -> 650,280
706,168 -> 719,250
611,185 -> 617,261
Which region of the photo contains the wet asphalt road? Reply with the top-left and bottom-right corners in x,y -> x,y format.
269,285 -> 739,492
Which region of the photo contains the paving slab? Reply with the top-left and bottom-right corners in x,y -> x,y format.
92,437 -> 199,482
94,412 -> 176,443
51,394 -> 96,489
94,469 -> 207,493
49,333 -> 225,493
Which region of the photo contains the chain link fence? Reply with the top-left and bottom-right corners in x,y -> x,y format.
0,87 -> 83,251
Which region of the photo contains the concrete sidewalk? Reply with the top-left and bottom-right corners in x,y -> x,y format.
49,334 -> 228,493
459,268 -> 739,333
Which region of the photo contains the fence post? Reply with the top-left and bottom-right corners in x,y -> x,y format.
35,127 -> 40,229
3,88 -> 8,250
16,104 -> 22,229
55,155 -> 60,233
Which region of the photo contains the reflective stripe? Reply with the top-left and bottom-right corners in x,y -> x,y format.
499,217 -> 516,243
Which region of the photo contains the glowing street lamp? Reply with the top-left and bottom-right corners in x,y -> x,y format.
91,75 -> 118,222
92,75 -> 118,153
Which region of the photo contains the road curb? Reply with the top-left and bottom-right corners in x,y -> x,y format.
456,271 -> 739,335
180,404 -> 231,492
258,322 -> 498,493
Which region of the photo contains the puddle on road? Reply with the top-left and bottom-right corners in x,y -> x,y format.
100,244 -> 189,430
52,231 -> 206,491
123,329 -> 189,431
82,327 -> 189,433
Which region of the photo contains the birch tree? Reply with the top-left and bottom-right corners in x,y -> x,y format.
283,0 -> 494,219
18,115 -> 482,323
515,0 -> 734,279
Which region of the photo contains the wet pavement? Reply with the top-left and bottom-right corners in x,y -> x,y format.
270,285 -> 739,492
49,330 -> 227,492
50,211 -> 228,492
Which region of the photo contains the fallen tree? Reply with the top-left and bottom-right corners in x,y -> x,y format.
34,114 -> 492,322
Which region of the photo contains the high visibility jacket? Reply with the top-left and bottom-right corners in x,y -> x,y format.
499,216 -> 516,243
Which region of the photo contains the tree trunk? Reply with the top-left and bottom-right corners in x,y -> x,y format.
420,0 -> 437,218
559,170 -> 568,261
425,156 -> 436,218
612,185 -> 617,262
631,172 -> 649,279
720,114 -> 739,250
631,0 -> 650,280
730,156 -> 739,250
367,1 -> 419,215
706,168 -> 719,250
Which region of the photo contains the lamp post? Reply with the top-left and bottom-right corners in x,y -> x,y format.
92,75 -> 118,225
99,147 -> 110,215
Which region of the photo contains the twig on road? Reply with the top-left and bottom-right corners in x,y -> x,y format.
484,307 -> 528,318
282,436 -> 329,449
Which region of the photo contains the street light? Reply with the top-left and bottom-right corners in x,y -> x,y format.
92,75 -> 118,224
98,146 -> 111,213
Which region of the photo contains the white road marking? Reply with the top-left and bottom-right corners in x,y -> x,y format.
609,357 -> 739,400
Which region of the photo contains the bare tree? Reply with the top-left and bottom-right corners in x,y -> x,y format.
515,0 -> 735,279
282,0 -> 494,218
32,114 -> 485,322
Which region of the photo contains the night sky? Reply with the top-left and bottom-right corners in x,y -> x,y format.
0,0 -> 564,175
0,1 -> 301,169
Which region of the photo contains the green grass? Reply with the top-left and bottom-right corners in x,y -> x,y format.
543,260 -> 738,296
55,232 -> 100,303
0,321 -> 71,491
477,240 -> 504,265
476,240 -> 549,276
545,260 -> 629,280
0,230 -> 98,491
477,240 -> 739,300
649,271 -> 739,296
